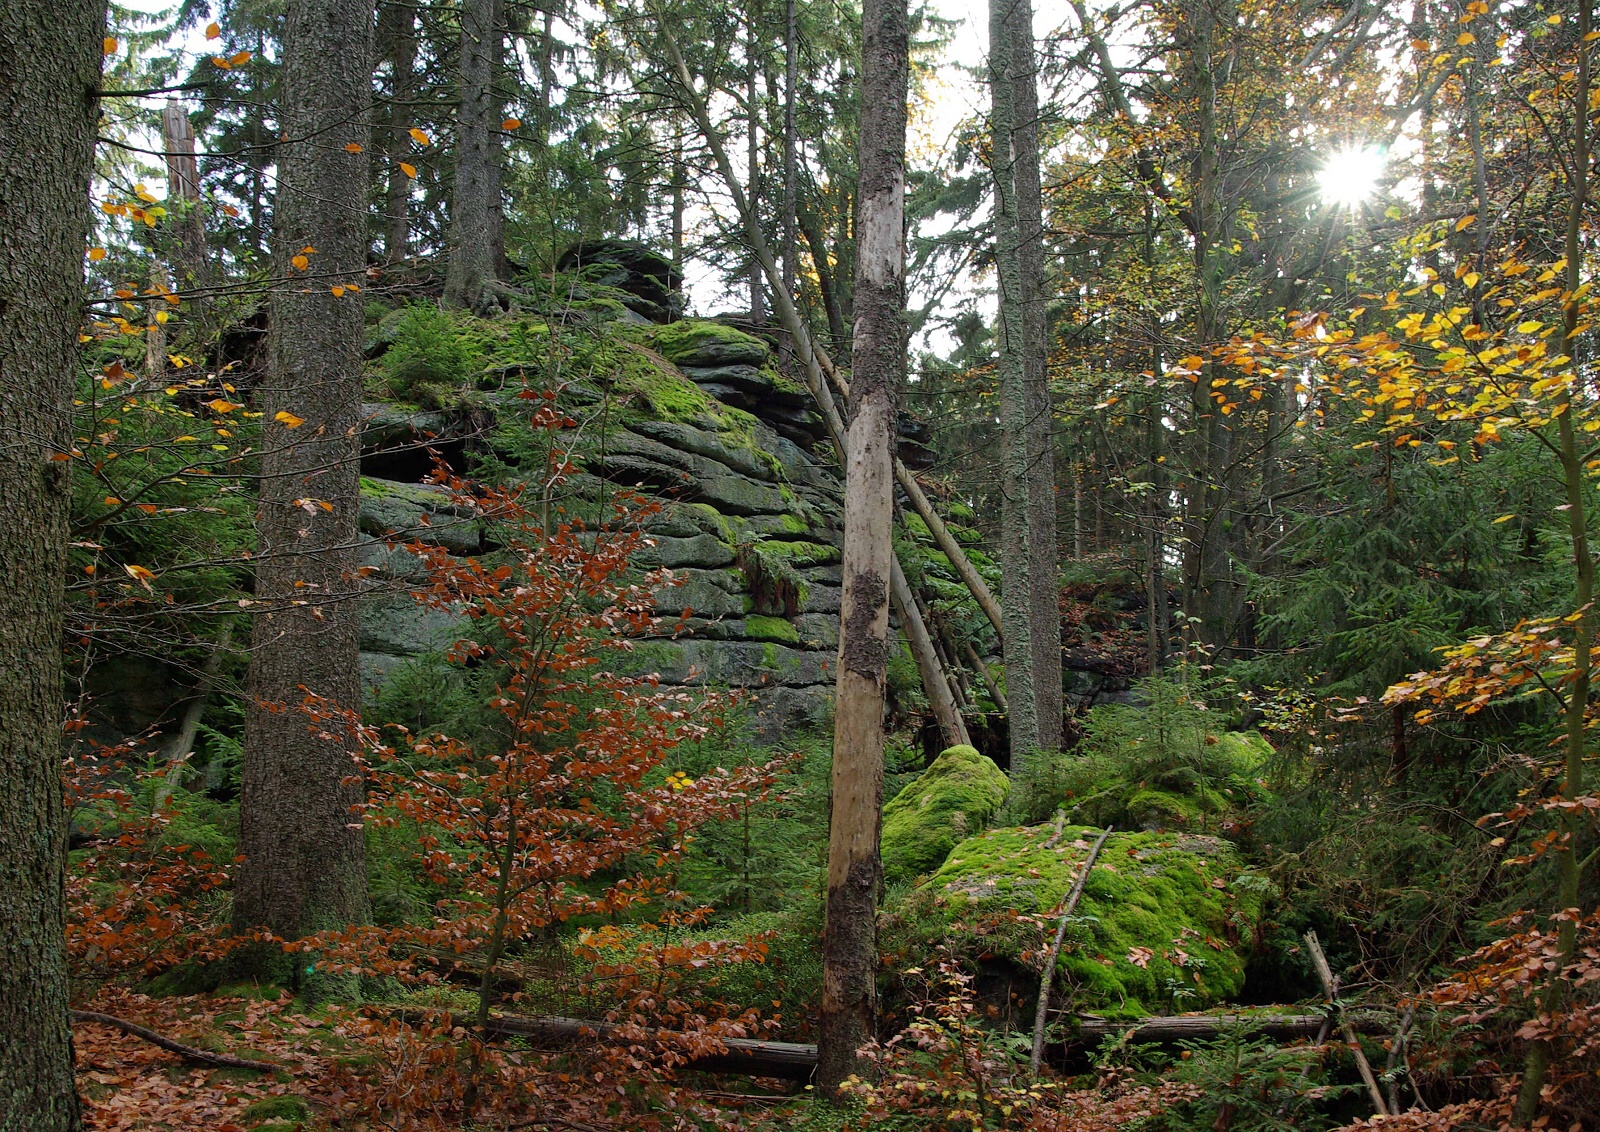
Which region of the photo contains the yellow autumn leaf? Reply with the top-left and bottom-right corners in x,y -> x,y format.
291,254 -> 310,271
344,142 -> 364,153
331,285 -> 346,297
103,37 -> 117,54
408,127 -> 432,146
399,162 -> 417,178
1463,272 -> 1480,288
1456,32 -> 1475,45
206,398 -> 239,413
275,411 -> 306,428
211,55 -> 231,69
501,117 -> 522,130
155,310 -> 169,324
206,21 -> 221,39
1517,320 -> 1543,333
88,247 -> 106,262
1455,214 -> 1476,231
1493,514 -> 1515,524
230,50 -> 252,66
124,563 -> 156,587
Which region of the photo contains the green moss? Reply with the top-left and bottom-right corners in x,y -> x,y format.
607,343 -> 722,423
750,540 -> 840,567
745,614 -> 799,644
243,1095 -> 312,1128
917,825 -> 1267,1016
652,320 -> 769,366
880,746 -> 1009,885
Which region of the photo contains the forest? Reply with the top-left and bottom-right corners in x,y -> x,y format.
3,0 -> 1599,1129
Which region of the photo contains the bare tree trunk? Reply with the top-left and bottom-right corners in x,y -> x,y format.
0,3 -> 104,1127
161,99 -> 208,287
779,0 -> 798,372
800,204 -> 848,353
381,0 -> 416,263
989,0 -> 1038,776
671,131 -> 685,269
891,559 -> 969,749
234,0 -> 374,967
444,0 -> 506,312
817,0 -> 907,1095
746,7 -> 765,323
1004,0 -> 1060,753
1516,3 -> 1593,1120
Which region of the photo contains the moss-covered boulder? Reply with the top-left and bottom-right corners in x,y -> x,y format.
652,320 -> 769,367
910,825 -> 1268,1017
880,746 -> 1009,884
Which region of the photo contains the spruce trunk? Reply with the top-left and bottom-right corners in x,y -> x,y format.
382,0 -> 416,263
989,0 -> 1038,774
0,2 -> 105,1127
817,0 -> 907,1095
444,0 -> 505,313
234,0 -> 375,961
1005,0 -> 1061,752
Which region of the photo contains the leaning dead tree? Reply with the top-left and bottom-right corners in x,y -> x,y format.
653,10 -> 982,751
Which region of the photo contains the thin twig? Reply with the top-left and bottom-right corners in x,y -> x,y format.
1030,825 -> 1113,1074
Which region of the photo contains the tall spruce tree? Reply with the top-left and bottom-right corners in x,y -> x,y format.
0,3 -> 106,1128
233,0 -> 375,962
989,0 -> 1038,773
444,0 -> 506,312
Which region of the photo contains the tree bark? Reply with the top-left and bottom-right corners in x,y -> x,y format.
234,0 -> 374,963
160,99 -> 209,288
746,6 -> 765,322
1005,0 -> 1061,753
890,558 -> 969,749
381,0 -> 416,263
817,0 -> 907,1096
1516,3 -> 1593,1121
799,204 -> 848,353
779,0 -> 798,372
444,0 -> 506,313
0,3 -> 104,1127
989,0 -> 1038,775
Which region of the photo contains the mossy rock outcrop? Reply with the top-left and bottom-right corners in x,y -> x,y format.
351,276 -> 850,738
892,825 -> 1269,1018
881,745 -> 1009,885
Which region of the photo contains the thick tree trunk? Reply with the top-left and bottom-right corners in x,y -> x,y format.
817,0 -> 906,1096
444,0 -> 505,312
0,3 -> 104,1127
1004,0 -> 1061,753
989,0 -> 1038,776
381,0 -> 416,263
234,0 -> 374,963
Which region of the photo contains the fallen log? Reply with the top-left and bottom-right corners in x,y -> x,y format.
1060,1011 -> 1387,1044
383,1006 -> 1387,1081
71,1009 -> 279,1072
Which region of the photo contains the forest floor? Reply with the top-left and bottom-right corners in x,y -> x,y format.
70,987 -> 815,1131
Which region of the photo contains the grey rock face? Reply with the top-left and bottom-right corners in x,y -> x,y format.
355,306 -> 855,742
